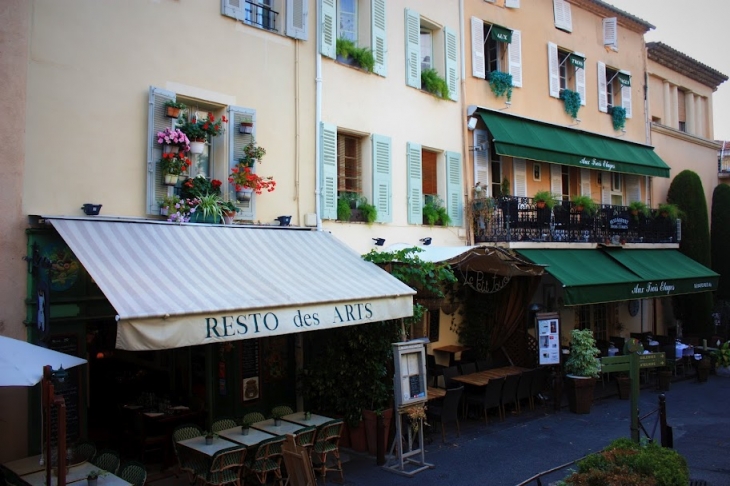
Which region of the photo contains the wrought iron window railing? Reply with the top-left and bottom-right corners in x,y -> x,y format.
245,0 -> 279,32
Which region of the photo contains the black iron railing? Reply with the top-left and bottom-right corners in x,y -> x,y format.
469,197 -> 680,244
244,0 -> 279,32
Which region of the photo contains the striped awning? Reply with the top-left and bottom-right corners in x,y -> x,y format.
48,218 -> 414,351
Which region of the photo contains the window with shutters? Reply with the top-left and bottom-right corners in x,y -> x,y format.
420,28 -> 433,72
490,142 -> 502,197
548,43 -> 585,104
605,67 -> 618,109
222,0 -> 308,39
599,63 -> 631,118
611,173 -> 623,205
338,0 -> 357,41
422,150 -> 438,198
471,18 -> 521,91
338,133 -> 362,196
578,304 -> 609,342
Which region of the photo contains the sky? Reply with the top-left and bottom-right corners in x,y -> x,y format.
604,0 -> 730,141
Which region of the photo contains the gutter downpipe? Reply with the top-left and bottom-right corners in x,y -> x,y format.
314,0 -> 323,231
459,0 -> 469,243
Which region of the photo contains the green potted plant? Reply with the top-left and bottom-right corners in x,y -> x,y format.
712,342 -> 730,377
228,143 -> 276,202
610,106 -> 627,131
271,409 -> 285,426
191,193 -> 224,224
159,152 -> 192,186
220,200 -> 239,225
420,68 -> 450,100
357,198 -> 378,225
500,177 -> 511,197
337,197 -> 352,221
204,431 -> 216,445
559,89 -> 582,119
628,200 -> 650,219
240,417 -> 253,436
335,38 -> 375,72
87,470 -> 101,486
657,202 -> 680,221
571,194 -> 598,216
487,71 -> 513,102
164,100 -> 187,118
564,328 -> 601,414
423,196 -> 451,226
533,190 -> 557,210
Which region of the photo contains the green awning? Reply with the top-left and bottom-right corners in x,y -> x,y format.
478,109 -> 670,178
516,249 -> 718,306
569,53 -> 585,69
618,72 -> 631,87
489,24 -> 512,44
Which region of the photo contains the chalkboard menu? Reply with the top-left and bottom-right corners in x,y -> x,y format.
241,340 -> 260,402
392,341 -> 427,409
47,335 -> 81,446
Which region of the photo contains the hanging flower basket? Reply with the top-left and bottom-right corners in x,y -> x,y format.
239,121 -> 254,134
189,141 -> 206,154
236,188 -> 254,202
163,174 -> 179,186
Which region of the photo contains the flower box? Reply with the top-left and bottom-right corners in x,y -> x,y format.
239,122 -> 254,134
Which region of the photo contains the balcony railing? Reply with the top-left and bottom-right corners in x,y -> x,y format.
244,0 -> 279,32
469,197 -> 679,244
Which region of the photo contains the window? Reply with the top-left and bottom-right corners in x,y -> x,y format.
338,0 -> 357,42
548,44 -> 585,103
605,67 -> 618,109
561,166 -> 570,201
222,0 -> 307,40
246,0 -> 277,31
533,163 -> 541,182
406,9 -> 459,100
420,28 -> 433,72
338,134 -> 362,196
490,142 -> 502,197
422,150 -> 438,197
598,62 -> 632,118
611,173 -> 623,206
406,142 -> 462,226
484,25 -> 504,74
470,17 -> 522,90
578,304 -> 608,342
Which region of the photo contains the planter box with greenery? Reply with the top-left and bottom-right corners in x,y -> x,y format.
657,202 -> 680,222
533,190 -> 557,210
628,200 -> 650,220
571,194 -> 598,216
420,68 -> 450,100
610,105 -> 627,131
564,328 -> 601,414
559,89 -> 581,119
423,196 -> 451,226
487,71 -> 513,102
335,38 -> 375,72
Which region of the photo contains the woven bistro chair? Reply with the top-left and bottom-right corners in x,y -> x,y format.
293,425 -> 317,452
242,412 -> 267,425
311,420 -> 344,485
118,461 -> 147,486
271,406 -> 294,418
171,424 -> 205,484
244,435 -> 285,486
211,418 -> 238,433
72,440 -> 97,464
92,449 -> 121,475
197,446 -> 247,486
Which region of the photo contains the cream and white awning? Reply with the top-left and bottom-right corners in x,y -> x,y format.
48,218 -> 414,351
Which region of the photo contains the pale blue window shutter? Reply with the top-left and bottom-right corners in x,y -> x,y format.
446,151 -> 463,227
404,9 -> 420,88
407,142 -> 423,224
320,0 -> 336,59
371,0 -> 388,77
444,27 -> 459,101
286,0 -> 308,40
221,0 -> 244,20
228,106 -> 257,220
372,134 -> 392,223
147,86 -> 177,216
320,122 -> 338,220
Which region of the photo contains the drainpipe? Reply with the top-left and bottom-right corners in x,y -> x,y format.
314,0 -> 323,231
459,0 -> 469,242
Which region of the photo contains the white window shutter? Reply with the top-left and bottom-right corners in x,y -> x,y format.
513,158 -> 527,197
446,152 -> 463,227
622,75 -> 632,119
575,64 -> 586,106
407,142 -> 423,224
221,0 -> 243,20
147,86 -> 177,216
553,0 -> 572,32
474,130 -> 489,190
372,134 -> 392,223
445,27 -> 459,101
603,17 -> 617,50
320,0 -> 336,59
550,164 -> 562,195
601,172 -> 612,205
286,0 -> 308,40
580,169 -> 591,197
548,42 -> 560,98
320,122 -> 338,220
404,8 -> 421,88
597,61 -> 608,113
228,106 -> 257,219
471,17 -> 485,79
626,176 -> 640,203
505,0 -> 520,8
508,29 -> 522,88
371,0 -> 388,76
563,1 -> 573,32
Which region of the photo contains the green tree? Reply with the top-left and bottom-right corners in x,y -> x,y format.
667,170 -> 713,336
711,184 -> 730,300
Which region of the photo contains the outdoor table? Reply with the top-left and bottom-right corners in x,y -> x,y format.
177,436 -> 239,457
3,455 -> 44,476
251,418 -> 302,436
427,386 -> 446,401
216,426 -> 276,447
19,462 -> 131,486
432,345 -> 471,366
451,366 -> 528,387
282,412 -> 333,428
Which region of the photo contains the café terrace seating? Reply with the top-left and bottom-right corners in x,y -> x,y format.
197,446 -> 247,486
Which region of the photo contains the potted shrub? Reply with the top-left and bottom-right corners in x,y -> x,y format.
159,152 -> 192,186
533,190 -> 557,210
615,373 -> 631,399
240,417 -> 253,436
420,68 -> 450,100
335,38 -> 375,72
711,342 -> 730,377
500,177 -> 511,197
178,112 -> 228,153
628,200 -> 650,219
190,193 -> 224,224
610,106 -> 627,131
204,431 -> 215,445
220,200 -> 239,225
337,197 -> 352,221
571,194 -> 598,216
164,100 -> 187,118
696,355 -> 711,382
559,89 -> 581,119
357,198 -> 378,225
488,71 -> 513,102
423,196 -> 451,226
564,328 -> 601,414
657,202 -> 680,221
87,470 -> 101,486
271,409 -> 285,427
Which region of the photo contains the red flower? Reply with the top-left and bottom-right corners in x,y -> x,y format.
211,179 -> 222,188
222,116 -> 228,123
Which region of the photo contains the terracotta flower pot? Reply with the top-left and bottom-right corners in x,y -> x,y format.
165,106 -> 181,118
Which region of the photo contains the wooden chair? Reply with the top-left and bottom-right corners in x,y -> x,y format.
465,377 -> 504,424
426,353 -> 445,387
282,434 -> 316,486
426,386 -> 464,442
245,435 -> 285,486
311,420 -> 344,485
197,446 -> 246,486
118,461 -> 147,486
212,418 -> 238,433
92,449 -> 121,475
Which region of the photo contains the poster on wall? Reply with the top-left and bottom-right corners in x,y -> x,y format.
536,312 -> 560,365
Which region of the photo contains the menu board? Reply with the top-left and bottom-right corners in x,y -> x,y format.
536,312 -> 560,365
241,340 -> 260,402
392,341 -> 427,409
47,335 -> 81,446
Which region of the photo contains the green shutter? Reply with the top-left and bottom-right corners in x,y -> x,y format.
444,27 -> 458,101
147,86 -> 176,216
404,8 -> 420,88
407,142 -> 423,224
372,134 -> 392,223
371,0 -> 387,76
228,106 -> 256,220
320,0 -> 336,59
320,122 -> 338,220
446,151 -> 463,226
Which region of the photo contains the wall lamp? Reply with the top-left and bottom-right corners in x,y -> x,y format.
372,238 -> 386,246
420,237 -> 432,246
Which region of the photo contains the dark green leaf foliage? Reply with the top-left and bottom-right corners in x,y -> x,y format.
559,89 -> 582,119
420,68 -> 450,100
711,184 -> 730,299
456,287 -> 493,359
611,106 -> 626,131
667,170 -> 713,336
335,38 -> 375,72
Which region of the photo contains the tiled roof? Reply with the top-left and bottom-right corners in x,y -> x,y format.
570,0 -> 654,34
647,42 -> 728,90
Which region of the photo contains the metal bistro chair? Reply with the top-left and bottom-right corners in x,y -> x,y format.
171,423 -> 205,484
212,418 -> 238,433
92,449 -> 121,475
459,362 -> 477,375
245,435 -> 286,486
311,419 -> 344,485
465,377 -> 504,425
118,461 -> 148,486
426,386 -> 464,442
197,446 -> 247,486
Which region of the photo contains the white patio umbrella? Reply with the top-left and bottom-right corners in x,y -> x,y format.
0,335 -> 87,387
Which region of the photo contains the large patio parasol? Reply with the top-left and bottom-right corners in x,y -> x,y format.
0,335 -> 87,387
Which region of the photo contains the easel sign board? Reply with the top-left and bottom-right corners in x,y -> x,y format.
392,342 -> 427,409
536,312 -> 560,365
